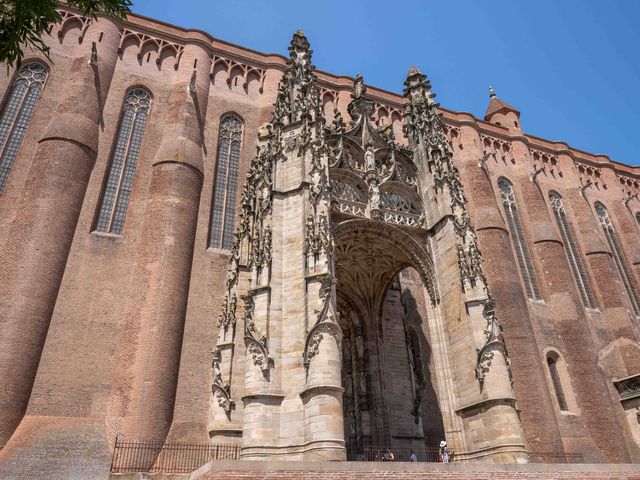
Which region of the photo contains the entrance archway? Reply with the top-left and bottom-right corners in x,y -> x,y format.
332,219 -> 445,459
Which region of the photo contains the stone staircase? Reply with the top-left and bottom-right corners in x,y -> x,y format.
184,461 -> 640,480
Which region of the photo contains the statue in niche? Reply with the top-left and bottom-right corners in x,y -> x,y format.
369,180 -> 380,210
364,145 -> 375,172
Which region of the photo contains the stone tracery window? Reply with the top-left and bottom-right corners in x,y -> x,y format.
95,88 -> 151,235
595,202 -> 640,314
549,192 -> 596,309
498,178 -> 542,300
208,114 -> 243,250
0,62 -> 48,194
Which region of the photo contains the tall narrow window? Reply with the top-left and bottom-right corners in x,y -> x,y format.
549,193 -> 596,308
547,355 -> 568,411
595,202 -> 640,314
0,62 -> 48,194
498,178 -> 542,300
208,115 -> 243,250
95,88 -> 151,235
635,211 -> 640,227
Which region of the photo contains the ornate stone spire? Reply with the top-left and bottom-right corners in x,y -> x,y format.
347,73 -> 374,125
271,29 -> 321,127
403,66 -> 512,388
402,66 -> 441,146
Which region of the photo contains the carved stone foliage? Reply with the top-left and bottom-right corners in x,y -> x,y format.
243,295 -> 271,374
475,296 -> 512,386
305,212 -> 333,256
117,28 -> 184,70
212,30 -> 333,403
212,349 -> 233,415
217,292 -> 237,332
272,30 -> 323,128
303,274 -> 341,369
403,66 -> 511,388
211,55 -> 266,94
457,239 -> 485,288
326,74 -> 423,229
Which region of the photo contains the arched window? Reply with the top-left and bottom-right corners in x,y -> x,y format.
95,88 -> 151,235
0,62 -> 48,194
498,178 -> 542,300
595,202 -> 640,314
549,192 -> 596,308
635,211 -> 640,227
547,354 -> 568,411
208,114 -> 243,250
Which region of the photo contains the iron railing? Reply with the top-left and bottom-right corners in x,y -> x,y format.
110,438 -> 239,474
110,439 -> 585,474
347,446 -> 454,462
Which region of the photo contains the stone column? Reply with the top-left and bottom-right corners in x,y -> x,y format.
0,18 -> 120,449
455,124 -> 564,455
119,44 -> 209,448
301,271 -> 345,461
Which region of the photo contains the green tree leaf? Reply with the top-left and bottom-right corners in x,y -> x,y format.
0,0 -> 132,68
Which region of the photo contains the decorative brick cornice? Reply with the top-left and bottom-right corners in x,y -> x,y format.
211,55 -> 266,93
117,28 -> 184,69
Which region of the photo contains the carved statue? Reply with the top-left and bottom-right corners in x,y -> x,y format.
353,73 -> 365,99
364,145 -> 375,172
369,180 -> 380,210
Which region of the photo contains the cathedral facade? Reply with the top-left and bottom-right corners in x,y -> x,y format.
0,6 -> 639,478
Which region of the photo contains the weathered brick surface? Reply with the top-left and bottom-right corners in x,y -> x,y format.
0,3 -> 639,478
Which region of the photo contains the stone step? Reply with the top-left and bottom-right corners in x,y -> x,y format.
189,461 -> 640,480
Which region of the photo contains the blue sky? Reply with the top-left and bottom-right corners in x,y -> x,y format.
132,0 -> 640,166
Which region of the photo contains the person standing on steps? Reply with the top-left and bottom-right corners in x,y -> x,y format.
439,440 -> 449,463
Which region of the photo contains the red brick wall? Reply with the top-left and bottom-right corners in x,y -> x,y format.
0,5 -> 639,478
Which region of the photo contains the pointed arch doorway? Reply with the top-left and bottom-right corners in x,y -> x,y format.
333,219 -> 445,459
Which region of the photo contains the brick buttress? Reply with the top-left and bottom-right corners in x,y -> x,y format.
453,123 -> 564,455
115,44 -> 210,461
0,18 -> 120,450
512,141 -> 632,462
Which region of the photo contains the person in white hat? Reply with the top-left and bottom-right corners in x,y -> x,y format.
439,440 -> 449,463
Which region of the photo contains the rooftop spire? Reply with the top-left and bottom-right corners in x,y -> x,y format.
271,30 -> 320,126
484,86 -> 521,129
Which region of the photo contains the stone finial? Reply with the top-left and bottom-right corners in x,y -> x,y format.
489,85 -> 496,98
406,66 -> 424,78
353,73 -> 366,99
347,73 -> 374,124
289,29 -> 311,58
403,66 -> 432,96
